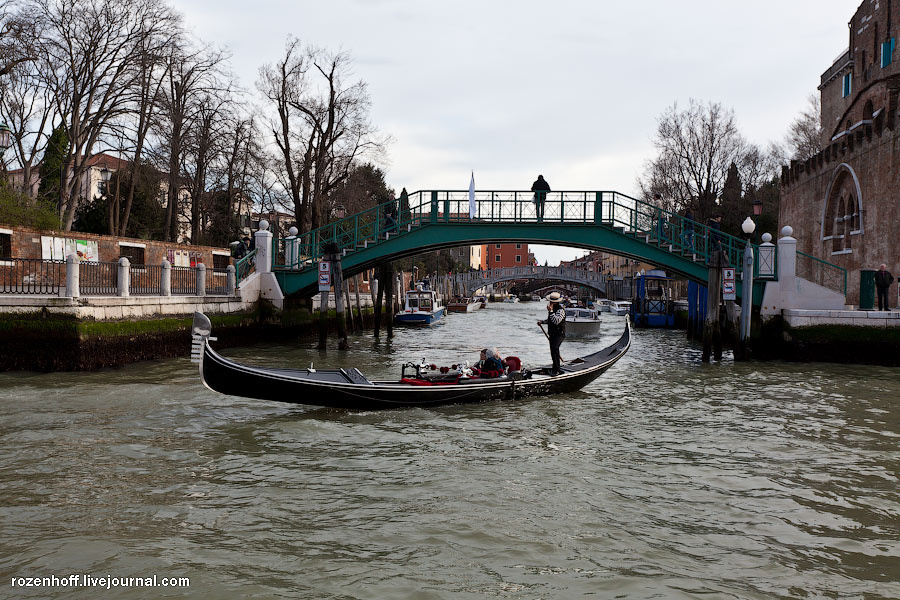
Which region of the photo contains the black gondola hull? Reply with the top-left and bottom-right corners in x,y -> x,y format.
198,323 -> 630,410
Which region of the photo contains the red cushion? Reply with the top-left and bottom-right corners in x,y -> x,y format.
504,356 -> 521,371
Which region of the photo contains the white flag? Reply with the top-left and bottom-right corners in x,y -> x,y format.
468,172 -> 476,218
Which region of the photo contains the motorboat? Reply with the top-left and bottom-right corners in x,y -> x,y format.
191,313 -> 631,410
395,283 -> 445,325
564,306 -> 602,336
472,295 -> 487,309
596,299 -> 612,312
447,296 -> 479,313
609,300 -> 631,316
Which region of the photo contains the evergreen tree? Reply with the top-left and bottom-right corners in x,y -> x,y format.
38,125 -> 69,214
720,162 -> 744,237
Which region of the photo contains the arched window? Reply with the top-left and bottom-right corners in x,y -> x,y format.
821,163 -> 864,254
863,100 -> 874,122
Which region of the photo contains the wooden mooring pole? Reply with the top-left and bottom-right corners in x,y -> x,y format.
702,251 -> 725,362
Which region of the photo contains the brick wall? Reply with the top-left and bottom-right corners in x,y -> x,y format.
0,225 -> 233,268
780,120 -> 900,306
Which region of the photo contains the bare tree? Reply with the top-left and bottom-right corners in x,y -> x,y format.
0,0 -> 37,77
156,44 -> 226,242
0,59 -> 53,194
116,20 -> 179,236
34,0 -> 179,230
258,38 -> 386,232
638,99 -> 748,222
773,93 -> 822,163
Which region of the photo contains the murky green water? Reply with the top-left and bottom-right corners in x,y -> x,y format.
1,302 -> 899,599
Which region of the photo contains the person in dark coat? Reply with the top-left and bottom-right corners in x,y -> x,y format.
537,291 -> 566,375
706,214 -> 723,252
399,187 -> 411,224
874,264 -> 894,311
531,175 -> 551,222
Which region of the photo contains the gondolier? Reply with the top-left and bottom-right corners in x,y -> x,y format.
538,291 -> 566,375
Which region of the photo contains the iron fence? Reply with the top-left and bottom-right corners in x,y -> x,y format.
171,266 -> 196,295
80,261 -> 118,296
206,267 -> 229,295
0,258 -> 66,294
130,263 -> 162,296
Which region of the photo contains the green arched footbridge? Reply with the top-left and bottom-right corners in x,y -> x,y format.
272,190 -> 775,301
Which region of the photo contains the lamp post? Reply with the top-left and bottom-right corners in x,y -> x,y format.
99,166 -> 111,196
740,216 -> 756,346
0,122 -> 11,178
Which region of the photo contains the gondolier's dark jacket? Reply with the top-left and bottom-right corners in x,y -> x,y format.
541,306 -> 566,337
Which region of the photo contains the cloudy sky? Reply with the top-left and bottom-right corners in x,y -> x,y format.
177,0 -> 852,264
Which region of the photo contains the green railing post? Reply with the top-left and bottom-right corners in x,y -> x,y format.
443,193 -> 450,223
594,192 -> 602,225
430,191 -> 438,224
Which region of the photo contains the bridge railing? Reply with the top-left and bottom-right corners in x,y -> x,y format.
275,190 -> 770,275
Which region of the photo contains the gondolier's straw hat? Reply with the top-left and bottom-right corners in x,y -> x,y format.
546,291 -> 561,302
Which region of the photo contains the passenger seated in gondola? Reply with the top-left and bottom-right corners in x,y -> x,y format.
475,348 -> 505,378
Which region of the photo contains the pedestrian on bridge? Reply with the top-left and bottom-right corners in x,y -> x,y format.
531,175 -> 551,222
538,291 -> 566,375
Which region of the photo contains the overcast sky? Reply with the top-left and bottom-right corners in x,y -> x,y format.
177,0 -> 853,265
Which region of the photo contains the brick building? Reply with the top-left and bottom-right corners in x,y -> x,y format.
781,0 -> 899,306
482,243 -> 534,269
0,225 -> 232,270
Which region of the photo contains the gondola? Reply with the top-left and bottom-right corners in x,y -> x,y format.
190,312 -> 631,410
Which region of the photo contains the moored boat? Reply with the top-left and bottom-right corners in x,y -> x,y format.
191,312 -> 631,410
395,283 -> 445,325
609,300 -> 631,316
565,306 -> 602,335
447,296 -> 479,313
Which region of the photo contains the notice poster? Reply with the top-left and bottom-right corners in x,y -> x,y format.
40,236 -> 98,262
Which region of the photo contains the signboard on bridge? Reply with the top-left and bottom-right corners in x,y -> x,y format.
318,261 -> 331,292
722,268 -> 736,301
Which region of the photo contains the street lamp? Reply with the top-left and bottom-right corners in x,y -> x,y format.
99,166 -> 112,197
0,122 -> 11,153
334,204 -> 345,220
752,198 -> 763,216
739,216 -> 756,348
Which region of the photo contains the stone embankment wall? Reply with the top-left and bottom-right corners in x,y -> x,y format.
0,298 -> 374,372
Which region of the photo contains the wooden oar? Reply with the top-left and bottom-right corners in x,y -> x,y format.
538,322 -> 564,362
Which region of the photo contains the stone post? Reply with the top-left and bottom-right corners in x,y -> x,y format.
226,264 -> 236,296
254,219 -> 273,273
65,253 -> 80,298
117,257 -> 130,297
161,259 -> 171,296
196,263 -> 206,296
777,226 -> 797,309
286,226 -> 299,270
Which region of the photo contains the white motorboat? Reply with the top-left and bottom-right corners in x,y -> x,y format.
596,299 -> 612,312
609,300 -> 631,316
565,306 -> 602,335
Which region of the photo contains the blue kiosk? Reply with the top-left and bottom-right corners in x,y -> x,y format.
631,269 -> 676,328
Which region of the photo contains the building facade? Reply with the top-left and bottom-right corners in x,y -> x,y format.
482,243 -> 533,269
781,0 -> 899,306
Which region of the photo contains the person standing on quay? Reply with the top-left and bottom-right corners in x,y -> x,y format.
531,175 -> 551,222
874,264 -> 894,311
537,291 -> 566,375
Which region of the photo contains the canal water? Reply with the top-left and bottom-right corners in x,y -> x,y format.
1,302 -> 898,599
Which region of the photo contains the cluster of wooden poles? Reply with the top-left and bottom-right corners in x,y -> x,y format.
316,253 -> 456,350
